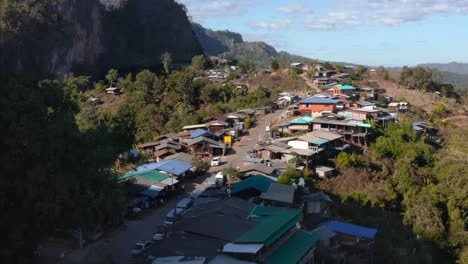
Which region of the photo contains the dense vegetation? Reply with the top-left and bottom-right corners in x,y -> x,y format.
0,77 -> 127,262
400,66 -> 458,98
0,57 -> 282,261
318,118 -> 467,263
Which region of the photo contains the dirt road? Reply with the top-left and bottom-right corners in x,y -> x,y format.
209,110 -> 283,173
300,73 -> 321,93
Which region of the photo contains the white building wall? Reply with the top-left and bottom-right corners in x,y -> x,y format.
288,140 -> 309,150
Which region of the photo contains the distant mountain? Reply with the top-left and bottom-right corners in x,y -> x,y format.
438,71 -> 468,88
193,23 -> 317,67
419,62 -> 468,75
417,62 -> 468,88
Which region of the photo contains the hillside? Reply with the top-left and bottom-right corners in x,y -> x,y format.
360,78 -> 459,113
0,0 -> 202,78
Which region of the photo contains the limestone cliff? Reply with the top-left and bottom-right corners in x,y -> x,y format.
0,0 -> 202,78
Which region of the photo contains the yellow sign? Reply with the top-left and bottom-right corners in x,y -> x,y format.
224,136 -> 232,143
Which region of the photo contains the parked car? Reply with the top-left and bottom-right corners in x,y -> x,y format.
153,226 -> 168,241
164,208 -> 185,225
211,157 -> 221,166
176,198 -> 193,211
131,241 -> 153,255
215,172 -> 224,187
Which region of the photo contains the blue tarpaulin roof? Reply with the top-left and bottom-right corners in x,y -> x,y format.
191,129 -> 212,139
129,150 -> 139,157
320,220 -> 377,239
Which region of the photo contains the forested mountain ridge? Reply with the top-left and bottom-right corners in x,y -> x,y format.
419,62 -> 468,75
0,0 -> 202,78
193,23 -> 317,67
416,62 -> 468,88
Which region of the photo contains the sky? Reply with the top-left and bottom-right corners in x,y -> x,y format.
177,0 -> 468,67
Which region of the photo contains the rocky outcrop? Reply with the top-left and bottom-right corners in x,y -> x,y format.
0,0 -> 202,78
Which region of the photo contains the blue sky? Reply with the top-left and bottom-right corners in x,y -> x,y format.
177,0 -> 468,66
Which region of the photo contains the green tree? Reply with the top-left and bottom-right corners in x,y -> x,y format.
336,152 -> 365,169
270,60 -> 279,72
135,69 -> 164,99
161,51 -> 172,74
191,55 -> 206,72
432,103 -> 447,120
105,68 -> 119,86
192,156 -> 210,174
0,78 -> 126,261
277,167 -> 301,185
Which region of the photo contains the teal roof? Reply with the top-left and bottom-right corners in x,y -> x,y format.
348,121 -> 372,128
235,209 -> 302,247
311,138 -> 329,145
337,84 -> 356,90
121,170 -> 170,182
264,230 -> 319,264
277,122 -> 291,127
290,117 -> 313,125
231,175 -> 274,195
251,206 -> 288,216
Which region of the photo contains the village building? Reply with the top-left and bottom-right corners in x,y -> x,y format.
239,163 -> 277,178
304,191 -> 333,219
260,182 -> 296,207
329,84 -> 357,96
105,87 -> 121,95
187,136 -> 226,157
313,166 -> 335,178
315,70 -> 336,78
298,97 -> 342,117
162,152 -> 194,164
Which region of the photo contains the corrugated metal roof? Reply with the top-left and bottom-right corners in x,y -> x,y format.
183,124 -> 207,130
139,185 -> 164,198
230,175 -> 274,195
312,226 -> 336,240
160,178 -> 179,186
222,243 -> 263,254
290,116 -> 314,124
334,84 -> 356,90
154,160 -> 193,176
234,210 -> 302,246
191,129 -> 211,138
162,152 -> 194,164
264,230 -> 319,264
312,138 -> 329,145
260,183 -> 295,204
299,97 -> 341,104
320,220 -> 377,239
239,164 -> 275,175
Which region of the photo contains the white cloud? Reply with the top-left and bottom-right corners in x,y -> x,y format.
303,0 -> 468,30
305,11 -> 360,30
177,0 -> 267,20
249,19 -> 291,30
277,4 -> 306,14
